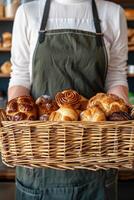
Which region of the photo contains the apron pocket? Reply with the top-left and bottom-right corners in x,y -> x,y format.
16,179 -> 42,200
45,186 -> 74,200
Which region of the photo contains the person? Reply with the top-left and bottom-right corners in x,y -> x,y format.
8,0 -> 129,199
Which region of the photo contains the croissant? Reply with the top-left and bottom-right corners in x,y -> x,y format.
49,105 -> 78,121
87,93 -> 128,117
6,96 -> 37,121
80,106 -> 106,122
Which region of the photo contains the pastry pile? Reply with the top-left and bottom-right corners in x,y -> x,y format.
5,89 -> 133,122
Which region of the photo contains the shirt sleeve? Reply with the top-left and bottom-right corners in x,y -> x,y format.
105,6 -> 128,91
9,5 -> 31,90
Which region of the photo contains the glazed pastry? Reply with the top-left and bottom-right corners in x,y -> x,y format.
87,93 -> 128,117
55,89 -> 81,109
6,96 -> 37,121
80,106 -> 106,122
108,111 -> 132,121
49,105 -> 78,121
36,95 -> 59,121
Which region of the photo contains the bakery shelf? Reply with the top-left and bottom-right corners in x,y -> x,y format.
0,48 -> 11,52
0,17 -> 14,22
128,73 -> 134,77
0,73 -> 10,78
128,47 -> 134,51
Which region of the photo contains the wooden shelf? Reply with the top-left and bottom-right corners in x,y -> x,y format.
0,47 -> 11,52
0,168 -> 15,181
128,47 -> 134,52
128,73 -> 134,77
0,73 -> 10,78
0,17 -> 14,22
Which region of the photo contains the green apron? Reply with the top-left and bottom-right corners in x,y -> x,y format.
16,0 -> 118,199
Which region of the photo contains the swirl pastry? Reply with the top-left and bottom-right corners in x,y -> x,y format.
36,95 -> 59,121
80,106 -> 106,122
108,112 -> 132,121
49,105 -> 78,121
87,93 -> 128,117
55,89 -> 81,109
6,96 -> 37,121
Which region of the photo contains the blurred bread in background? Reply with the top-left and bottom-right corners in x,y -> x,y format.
2,32 -> 12,48
0,61 -> 12,74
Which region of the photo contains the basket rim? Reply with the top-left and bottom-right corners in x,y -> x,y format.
1,120 -> 134,128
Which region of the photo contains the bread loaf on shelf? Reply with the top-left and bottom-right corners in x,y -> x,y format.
0,61 -> 12,74
2,32 -> 12,48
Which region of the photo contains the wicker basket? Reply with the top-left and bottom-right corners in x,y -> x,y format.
0,114 -> 134,170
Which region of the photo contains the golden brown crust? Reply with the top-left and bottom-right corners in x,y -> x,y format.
80,106 -> 106,122
36,95 -> 59,121
87,93 -> 128,117
49,105 -> 78,121
55,89 -> 81,109
6,96 -> 37,121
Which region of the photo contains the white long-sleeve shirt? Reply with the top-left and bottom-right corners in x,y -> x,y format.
9,0 -> 128,92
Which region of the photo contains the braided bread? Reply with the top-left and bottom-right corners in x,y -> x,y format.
87,93 -> 128,117
6,96 -> 37,121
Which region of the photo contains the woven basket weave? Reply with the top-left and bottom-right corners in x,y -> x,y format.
0,117 -> 134,170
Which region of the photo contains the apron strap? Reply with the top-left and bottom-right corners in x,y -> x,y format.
39,0 -> 51,43
39,0 -> 103,47
92,0 -> 103,47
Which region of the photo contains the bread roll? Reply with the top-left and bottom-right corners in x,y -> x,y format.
6,96 -> 37,121
87,93 -> 128,117
55,89 -> 81,109
49,105 -> 78,121
80,106 -> 106,122
125,9 -> 134,20
36,95 -> 59,121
